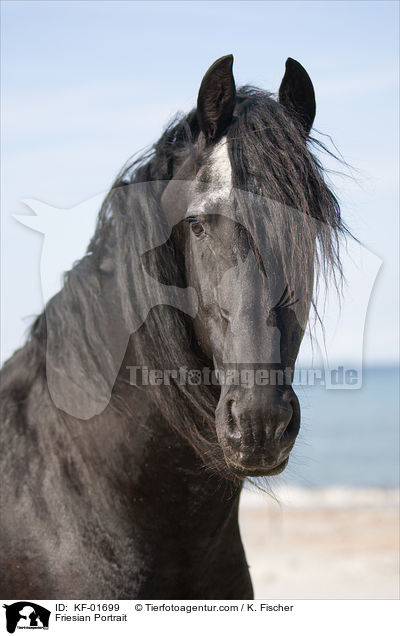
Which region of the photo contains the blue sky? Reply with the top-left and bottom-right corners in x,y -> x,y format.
1,0 -> 399,365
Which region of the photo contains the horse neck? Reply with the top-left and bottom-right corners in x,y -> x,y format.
114,339 -> 243,526
42,250 -> 243,538
57,385 -> 243,544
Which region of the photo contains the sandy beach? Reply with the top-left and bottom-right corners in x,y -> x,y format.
239,487 -> 399,599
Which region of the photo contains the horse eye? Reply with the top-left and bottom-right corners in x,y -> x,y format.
189,220 -> 204,237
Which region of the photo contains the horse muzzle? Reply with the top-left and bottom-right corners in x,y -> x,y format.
215,386 -> 300,477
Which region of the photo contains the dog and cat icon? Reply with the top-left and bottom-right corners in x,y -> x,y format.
2,602 -> 50,633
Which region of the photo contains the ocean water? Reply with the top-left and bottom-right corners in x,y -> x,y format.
278,367 -> 399,488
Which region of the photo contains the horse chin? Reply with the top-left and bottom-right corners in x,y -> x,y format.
225,456 -> 289,478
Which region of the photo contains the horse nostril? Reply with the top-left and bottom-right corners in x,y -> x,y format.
280,412 -> 294,441
279,392 -> 300,442
226,399 -> 234,430
225,399 -> 242,446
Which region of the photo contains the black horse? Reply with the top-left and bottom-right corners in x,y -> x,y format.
0,56 -> 344,599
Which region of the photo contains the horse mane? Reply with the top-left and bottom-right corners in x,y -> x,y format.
1,87 -> 348,481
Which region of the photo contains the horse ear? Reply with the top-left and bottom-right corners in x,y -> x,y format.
197,54 -> 236,141
278,58 -> 316,135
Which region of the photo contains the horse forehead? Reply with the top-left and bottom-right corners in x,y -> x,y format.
191,138 -> 232,210
206,138 -> 232,187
